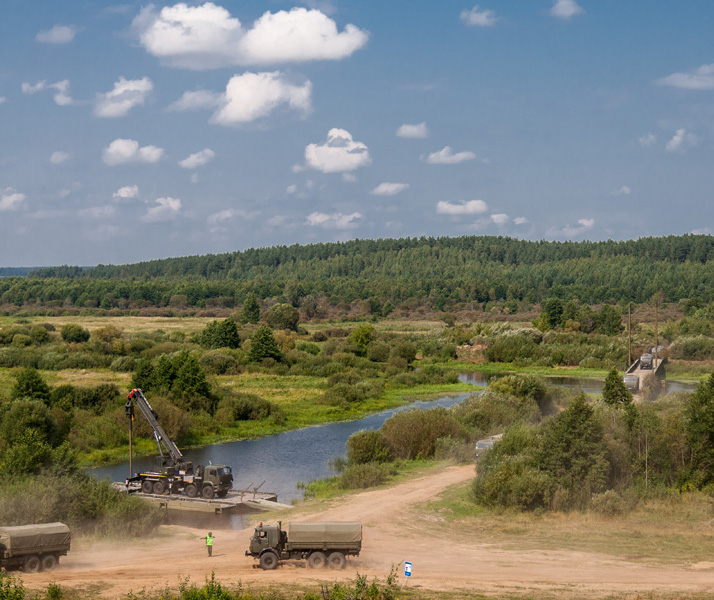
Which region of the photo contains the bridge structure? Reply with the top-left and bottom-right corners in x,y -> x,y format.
625,356 -> 665,392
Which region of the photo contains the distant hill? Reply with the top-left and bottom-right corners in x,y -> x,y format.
3,235 -> 714,309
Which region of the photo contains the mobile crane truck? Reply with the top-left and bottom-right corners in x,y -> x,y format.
124,388 -> 233,499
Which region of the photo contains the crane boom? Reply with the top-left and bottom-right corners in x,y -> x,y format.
126,388 -> 184,464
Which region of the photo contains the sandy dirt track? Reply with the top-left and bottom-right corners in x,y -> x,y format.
24,465 -> 714,599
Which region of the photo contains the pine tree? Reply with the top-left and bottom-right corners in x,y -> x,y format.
249,325 -> 283,362
602,368 -> 633,406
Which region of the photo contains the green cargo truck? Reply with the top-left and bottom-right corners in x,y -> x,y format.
0,523 -> 71,573
246,521 -> 362,570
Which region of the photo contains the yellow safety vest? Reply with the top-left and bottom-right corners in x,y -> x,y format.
206,535 -> 213,546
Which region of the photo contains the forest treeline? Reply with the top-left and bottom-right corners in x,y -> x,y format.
2,234 -> 714,310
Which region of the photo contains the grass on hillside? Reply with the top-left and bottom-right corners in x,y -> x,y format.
423,473 -> 714,566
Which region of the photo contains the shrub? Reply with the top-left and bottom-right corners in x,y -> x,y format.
60,324 -> 90,343
339,463 -> 393,489
214,393 -> 277,425
670,335 -> 714,360
110,356 -> 136,372
199,350 -> 238,375
591,490 -> 627,516
266,303 -> 300,331
381,407 -> 466,460
346,430 -> 394,465
296,341 -> 320,355
11,334 -> 32,348
434,437 -> 474,464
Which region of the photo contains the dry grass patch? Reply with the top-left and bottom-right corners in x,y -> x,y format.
423,481 -> 714,566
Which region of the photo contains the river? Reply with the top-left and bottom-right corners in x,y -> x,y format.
90,372 -> 697,525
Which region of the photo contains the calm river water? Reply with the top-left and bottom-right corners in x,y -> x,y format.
90,372 -> 697,527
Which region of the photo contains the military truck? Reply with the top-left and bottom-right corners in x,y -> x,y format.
640,353 -> 654,370
246,521 -> 362,570
0,523 -> 70,573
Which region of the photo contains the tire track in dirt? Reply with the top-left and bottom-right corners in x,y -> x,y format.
24,464 -> 714,599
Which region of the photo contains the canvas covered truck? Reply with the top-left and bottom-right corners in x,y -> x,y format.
246,521 -> 362,570
0,523 -> 70,573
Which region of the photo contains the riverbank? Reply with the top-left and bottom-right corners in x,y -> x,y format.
81,377 -> 477,467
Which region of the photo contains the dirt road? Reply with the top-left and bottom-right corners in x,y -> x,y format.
25,465 -> 714,598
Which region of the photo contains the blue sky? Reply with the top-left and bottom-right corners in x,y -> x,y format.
1,0 -> 713,266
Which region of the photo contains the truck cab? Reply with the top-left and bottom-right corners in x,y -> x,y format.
248,523 -> 286,556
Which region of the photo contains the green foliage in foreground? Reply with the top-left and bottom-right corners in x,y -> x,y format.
0,470 -> 164,537
1,570 -> 404,600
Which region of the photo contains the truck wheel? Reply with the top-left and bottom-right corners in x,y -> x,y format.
307,552 -> 326,569
327,552 -> 346,570
259,552 -> 279,570
153,480 -> 166,495
216,489 -> 228,498
201,484 -> 214,499
24,556 -> 41,573
41,555 -> 57,571
141,480 -> 153,494
185,483 -> 198,498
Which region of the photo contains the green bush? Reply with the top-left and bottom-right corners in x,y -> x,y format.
670,335 -> 714,360
434,437 -> 474,464
381,407 -> 466,460
590,490 -> 627,516
214,393 -> 278,426
340,463 -> 393,489
60,324 -> 90,343
110,356 -> 136,372
346,430 -> 394,465
199,350 -> 238,375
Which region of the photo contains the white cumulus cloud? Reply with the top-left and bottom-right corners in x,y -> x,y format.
370,182 -> 409,196
426,146 -> 477,164
133,3 -> 368,70
0,97 -> 7,105
0,188 -> 26,212
95,77 -> 153,118
549,218 -> 594,238
211,72 -> 311,125
306,211 -> 362,229
614,185 -> 631,195
436,200 -> 488,215
666,128 -> 699,153
491,213 -> 509,225
142,197 -> 182,222
460,6 -> 497,27
50,151 -> 70,165
514,217 -> 528,225
305,128 -> 371,173
550,0 -> 583,20
396,122 -> 428,139
168,90 -> 222,111
102,139 -> 164,166
657,64 -> 714,90
639,132 -> 656,147
22,80 -> 73,105
36,24 -> 80,44
179,148 -> 215,169
112,185 -> 139,201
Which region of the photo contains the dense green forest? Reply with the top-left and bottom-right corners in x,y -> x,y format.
2,235 -> 714,310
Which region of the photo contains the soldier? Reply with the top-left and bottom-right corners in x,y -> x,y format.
203,531 -> 214,557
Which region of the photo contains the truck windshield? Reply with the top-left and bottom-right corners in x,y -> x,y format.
216,467 -> 232,476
